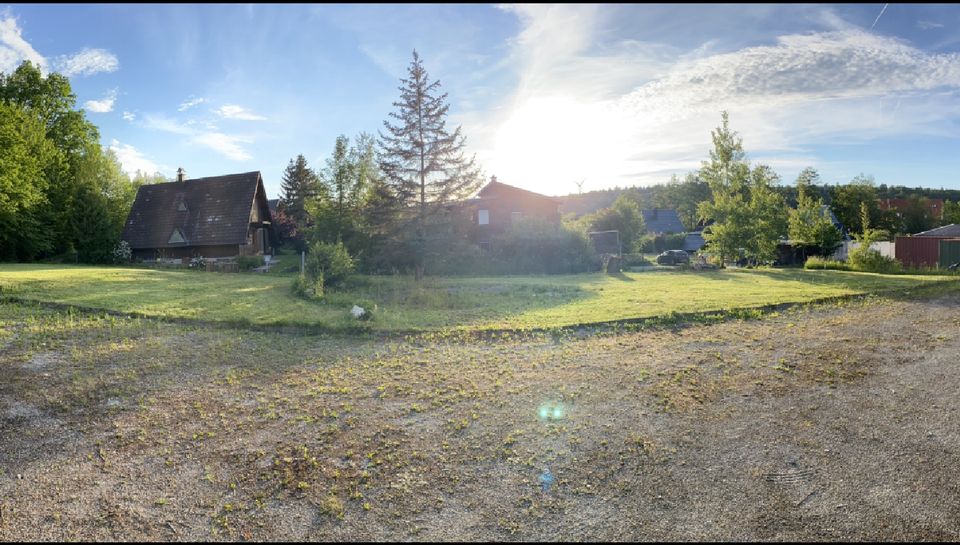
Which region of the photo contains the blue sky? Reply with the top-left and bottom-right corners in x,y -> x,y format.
4,4 -> 960,198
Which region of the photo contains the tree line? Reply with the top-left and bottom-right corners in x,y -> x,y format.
0,61 -> 165,262
3,52 -> 957,272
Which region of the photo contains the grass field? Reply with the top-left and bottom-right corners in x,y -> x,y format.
0,263 -> 955,331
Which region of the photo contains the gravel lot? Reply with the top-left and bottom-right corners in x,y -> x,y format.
1,291 -> 958,541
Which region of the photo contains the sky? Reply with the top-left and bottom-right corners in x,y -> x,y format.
3,3 -> 960,198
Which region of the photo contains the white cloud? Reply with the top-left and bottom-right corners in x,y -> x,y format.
143,114 -> 252,161
215,104 -> 267,121
109,139 -> 162,175
468,8 -> 960,193
190,132 -> 252,161
53,48 -> 118,77
0,14 -> 46,73
122,111 -> 135,121
84,89 -> 118,113
178,96 -> 206,111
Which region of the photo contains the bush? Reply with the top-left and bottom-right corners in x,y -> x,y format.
292,271 -> 323,299
487,218 -> 597,274
804,256 -> 851,271
848,247 -> 901,273
236,255 -> 265,271
638,233 -> 686,254
306,241 -> 355,288
112,241 -> 132,264
188,256 -> 207,270
622,253 -> 653,267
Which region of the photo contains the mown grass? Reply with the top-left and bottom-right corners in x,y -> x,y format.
0,263 -> 955,332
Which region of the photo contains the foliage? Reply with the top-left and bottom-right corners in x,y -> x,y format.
697,112 -> 787,265
788,167 -> 843,257
292,271 -> 323,300
0,61 -> 139,263
638,233 -> 686,253
804,256 -> 851,271
305,240 -> 355,289
236,255 -> 265,271
578,193 -> 646,253
943,200 -> 960,225
112,241 -> 132,264
188,256 -> 207,270
485,218 -> 597,275
828,174 -> 899,236
847,205 -> 901,273
650,173 -> 711,231
280,154 -> 322,237
378,51 -> 483,280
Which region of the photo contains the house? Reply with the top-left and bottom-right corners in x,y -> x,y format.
467,178 -> 561,247
895,224 -> 960,268
640,209 -> 685,234
878,197 -> 944,222
121,169 -> 274,261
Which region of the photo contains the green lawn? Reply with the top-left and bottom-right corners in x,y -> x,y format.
0,263 -> 955,332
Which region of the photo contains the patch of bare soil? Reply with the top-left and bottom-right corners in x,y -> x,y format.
0,294 -> 958,541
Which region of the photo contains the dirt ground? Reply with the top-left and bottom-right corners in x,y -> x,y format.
1,291 -> 958,541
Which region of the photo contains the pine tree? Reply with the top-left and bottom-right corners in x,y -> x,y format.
280,154 -> 322,230
378,51 -> 482,280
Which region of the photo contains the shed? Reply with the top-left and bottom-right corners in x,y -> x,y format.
895,224 -> 960,269
939,239 -> 960,269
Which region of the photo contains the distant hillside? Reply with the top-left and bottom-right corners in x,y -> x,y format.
559,187 -> 657,217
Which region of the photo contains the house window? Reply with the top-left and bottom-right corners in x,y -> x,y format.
511,211 -> 522,224
478,242 -> 490,252
478,209 -> 489,225
168,228 -> 186,244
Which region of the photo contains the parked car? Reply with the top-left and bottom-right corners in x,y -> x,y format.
656,250 -> 690,265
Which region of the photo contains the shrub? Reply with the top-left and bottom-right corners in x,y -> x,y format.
848,246 -> 900,273
236,255 -> 265,271
486,218 -> 597,275
804,256 -> 851,271
292,271 -> 323,299
112,241 -> 132,264
188,256 -> 207,271
306,241 -> 355,288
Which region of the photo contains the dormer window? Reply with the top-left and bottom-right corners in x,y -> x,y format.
168,228 -> 186,244
174,193 -> 188,212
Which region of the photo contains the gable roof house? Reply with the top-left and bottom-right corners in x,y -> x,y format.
466,178 -> 561,246
121,169 -> 274,261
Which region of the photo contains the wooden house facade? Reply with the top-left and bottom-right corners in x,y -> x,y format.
121,170 -> 274,261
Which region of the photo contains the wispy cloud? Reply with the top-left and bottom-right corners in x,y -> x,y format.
122,111 -> 135,121
917,20 -> 945,30
215,104 -> 267,121
467,6 -> 960,193
143,113 -> 252,161
84,88 -> 118,113
178,96 -> 206,111
54,48 -> 118,77
109,139 -> 162,175
0,14 -> 46,73
190,132 -> 252,161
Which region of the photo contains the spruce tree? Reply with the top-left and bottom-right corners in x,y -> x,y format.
378,51 -> 482,280
280,154 -> 321,230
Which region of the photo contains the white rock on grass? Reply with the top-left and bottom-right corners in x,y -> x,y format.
351,305 -> 366,319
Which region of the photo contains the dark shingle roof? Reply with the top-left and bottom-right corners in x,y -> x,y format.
641,209 -> 685,234
122,171 -> 265,249
914,224 -> 960,237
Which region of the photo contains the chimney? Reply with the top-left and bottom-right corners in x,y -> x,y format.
176,167 -> 186,183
